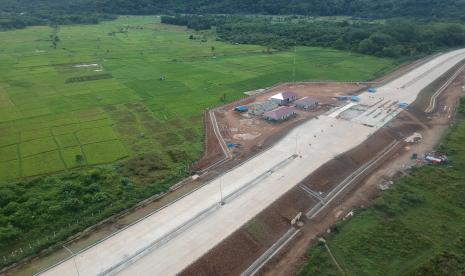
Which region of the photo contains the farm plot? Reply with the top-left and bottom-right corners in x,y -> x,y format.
0,16 -> 395,182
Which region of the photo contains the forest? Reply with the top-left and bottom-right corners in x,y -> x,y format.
1,0 -> 465,30
162,15 -> 465,58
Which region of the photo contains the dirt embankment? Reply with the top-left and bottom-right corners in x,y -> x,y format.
191,110 -> 225,171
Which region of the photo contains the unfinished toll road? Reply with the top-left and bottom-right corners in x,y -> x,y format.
40,49 -> 465,276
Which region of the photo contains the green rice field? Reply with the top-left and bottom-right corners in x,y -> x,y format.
0,16 -> 396,181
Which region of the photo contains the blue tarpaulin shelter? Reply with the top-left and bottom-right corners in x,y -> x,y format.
234,106 -> 248,112
351,96 -> 361,102
399,103 -> 409,109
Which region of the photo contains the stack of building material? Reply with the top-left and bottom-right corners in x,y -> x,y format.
248,101 -> 278,115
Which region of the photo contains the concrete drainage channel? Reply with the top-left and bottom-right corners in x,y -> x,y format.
241,227 -> 301,276
241,139 -> 402,276
98,154 -> 298,276
424,63 -> 465,113
306,139 -> 401,219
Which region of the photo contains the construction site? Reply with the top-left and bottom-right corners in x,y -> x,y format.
192,81 -> 368,172
9,49 -> 465,276
185,52 -> 465,275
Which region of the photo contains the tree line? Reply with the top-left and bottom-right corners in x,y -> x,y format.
162,15 -> 465,58
1,0 -> 465,31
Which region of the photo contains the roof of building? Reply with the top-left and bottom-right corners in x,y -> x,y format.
270,91 -> 298,101
295,97 -> 319,106
263,106 -> 296,120
249,101 -> 278,111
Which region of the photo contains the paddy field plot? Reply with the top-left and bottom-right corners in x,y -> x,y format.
0,16 -> 395,181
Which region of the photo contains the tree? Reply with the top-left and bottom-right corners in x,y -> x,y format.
434,24 -> 465,47
369,33 -> 393,48
220,93 -> 227,102
358,38 -> 377,55
0,225 -> 20,242
75,154 -> 84,165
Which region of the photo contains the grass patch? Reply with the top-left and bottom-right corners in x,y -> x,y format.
82,140 -> 128,164
0,132 -> 19,147
302,243 -> 341,276
65,73 -> 113,83
20,128 -> 52,141
0,159 -> 20,180
76,126 -> 118,145
51,124 -> 80,136
62,146 -> 85,168
0,144 -> 18,162
21,150 -> 65,177
299,99 -> 465,276
55,133 -> 80,148
20,137 -> 57,157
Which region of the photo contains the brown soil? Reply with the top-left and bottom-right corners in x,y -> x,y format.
191,110 -> 224,171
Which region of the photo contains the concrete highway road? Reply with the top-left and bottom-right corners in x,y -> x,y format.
40,49 -> 465,276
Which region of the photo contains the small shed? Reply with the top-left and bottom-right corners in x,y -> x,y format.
269,91 -> 298,105
295,97 -> 319,110
263,106 -> 296,122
